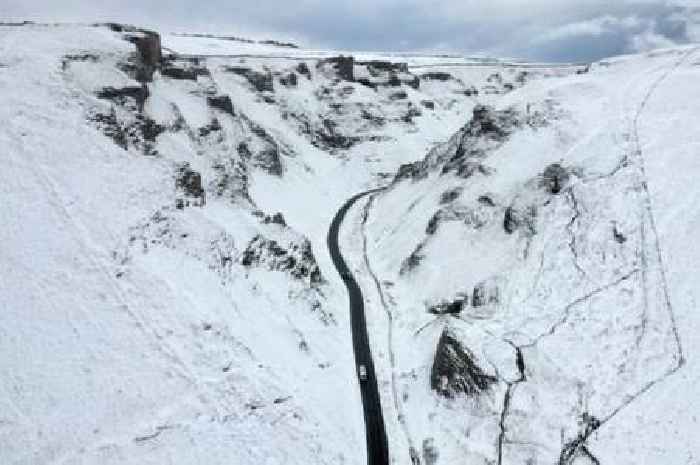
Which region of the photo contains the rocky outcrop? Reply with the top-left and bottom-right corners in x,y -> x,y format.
431,328 -> 497,398
399,242 -> 426,275
317,56 -> 354,82
225,66 -> 274,92
124,30 -> 161,83
160,57 -> 210,80
240,235 -> 324,286
503,204 -> 537,235
471,279 -> 500,307
440,187 -> 462,204
176,163 -> 204,197
88,108 -> 164,155
175,163 -> 205,208
242,120 -> 284,176
421,72 -> 454,81
96,86 -> 149,112
428,298 -> 465,315
296,62 -> 311,78
207,95 -> 235,116
279,72 -> 298,87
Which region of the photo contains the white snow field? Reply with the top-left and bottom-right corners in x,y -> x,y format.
0,22 -> 698,465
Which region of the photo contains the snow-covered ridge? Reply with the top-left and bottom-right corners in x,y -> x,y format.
1,21 -> 698,465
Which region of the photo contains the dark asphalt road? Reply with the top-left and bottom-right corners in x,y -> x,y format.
327,188 -> 389,465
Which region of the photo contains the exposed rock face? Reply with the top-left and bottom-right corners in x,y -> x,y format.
243,120 -> 284,176
296,62 -> 311,78
399,242 -> 425,275
225,66 -> 274,92
428,298 -> 465,315
471,279 -> 500,307
279,72 -> 298,87
503,205 -> 537,235
207,95 -> 235,116
88,108 -> 164,155
125,30 -> 161,83
317,56 -> 354,82
96,86 -> 149,111
176,163 -> 204,197
421,72 -> 454,81
263,212 -> 287,227
431,328 -> 497,398
160,57 -> 210,80
358,60 -> 409,74
393,105 -> 524,182
466,105 -> 520,140
240,235 -> 324,286
440,187 -> 463,204
422,438 -> 440,465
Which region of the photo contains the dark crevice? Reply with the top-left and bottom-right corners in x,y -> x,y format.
497,343 -> 527,465
566,187 -> 587,278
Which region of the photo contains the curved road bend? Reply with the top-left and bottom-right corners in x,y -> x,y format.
327,188 -> 389,465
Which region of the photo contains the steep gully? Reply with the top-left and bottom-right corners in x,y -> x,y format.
327,188 -> 389,465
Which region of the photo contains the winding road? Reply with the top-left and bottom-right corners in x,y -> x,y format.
327,188 -> 389,465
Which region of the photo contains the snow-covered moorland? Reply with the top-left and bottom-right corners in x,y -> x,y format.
1,21 -> 698,465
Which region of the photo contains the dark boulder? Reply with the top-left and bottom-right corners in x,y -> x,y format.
176,163 -> 204,197
264,212 -> 287,227
431,328 -> 497,398
542,163 -> 569,194
504,206 -> 519,234
440,187 -> 462,204
296,62 -> 311,78
421,100 -> 435,110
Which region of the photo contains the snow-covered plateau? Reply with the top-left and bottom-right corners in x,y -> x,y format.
1,22 -> 698,465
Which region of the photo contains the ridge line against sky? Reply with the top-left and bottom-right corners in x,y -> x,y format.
3,0 -> 700,62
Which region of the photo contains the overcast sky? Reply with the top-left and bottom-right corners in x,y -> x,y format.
4,0 -> 700,61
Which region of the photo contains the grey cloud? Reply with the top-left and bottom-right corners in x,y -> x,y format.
2,0 -> 699,62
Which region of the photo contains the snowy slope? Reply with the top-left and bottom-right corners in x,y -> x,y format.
1,21 -> 696,465
357,46 -> 700,464
0,24 -> 364,465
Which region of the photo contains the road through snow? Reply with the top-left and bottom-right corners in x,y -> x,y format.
327,189 -> 389,465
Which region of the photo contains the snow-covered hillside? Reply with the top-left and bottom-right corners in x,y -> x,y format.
1,21 -> 697,465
